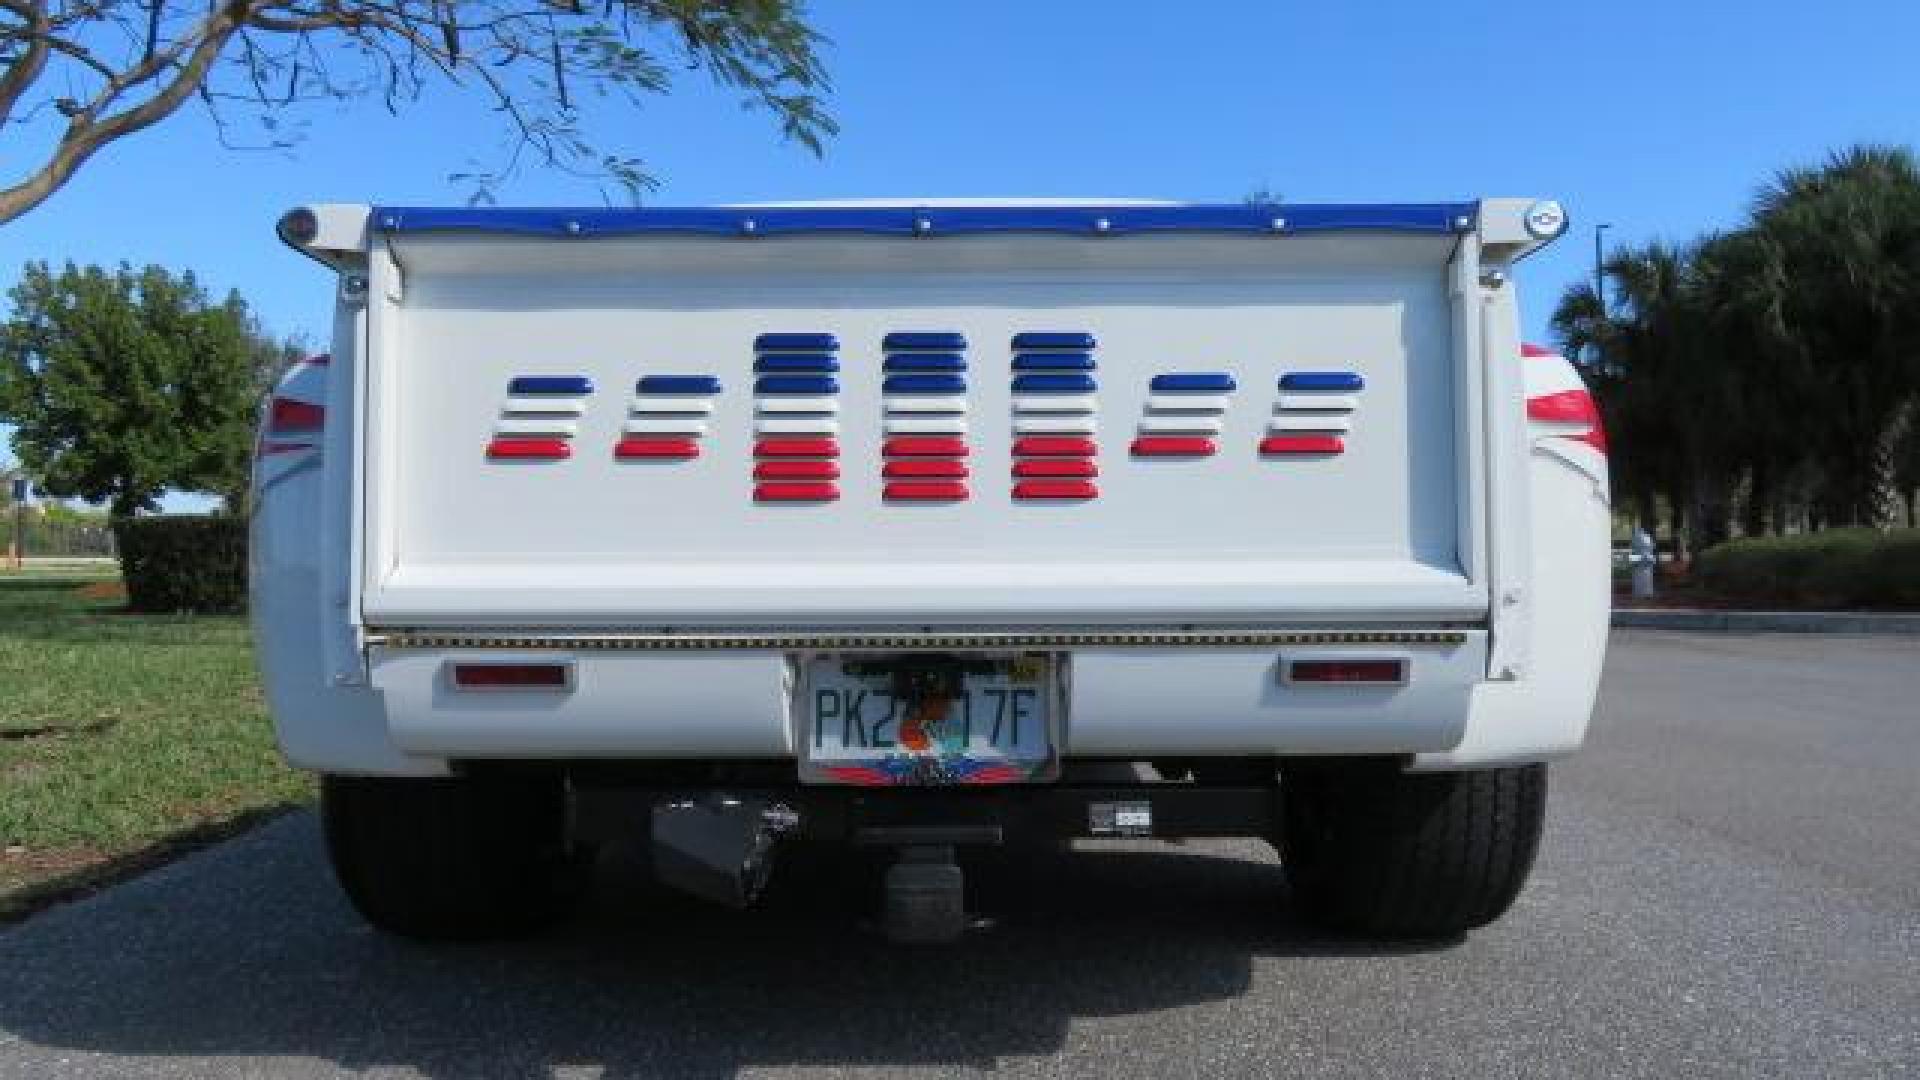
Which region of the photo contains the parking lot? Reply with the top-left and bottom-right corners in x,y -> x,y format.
1,628 -> 1915,1079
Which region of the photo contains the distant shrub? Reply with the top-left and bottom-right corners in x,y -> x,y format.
111,515 -> 247,614
1693,529 -> 1920,608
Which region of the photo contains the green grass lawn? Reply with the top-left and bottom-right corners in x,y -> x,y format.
0,570 -> 313,917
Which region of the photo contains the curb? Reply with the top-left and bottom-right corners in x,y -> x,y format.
1612,608 -> 1920,635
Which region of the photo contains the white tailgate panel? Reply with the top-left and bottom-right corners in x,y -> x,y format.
363,234 -> 1479,626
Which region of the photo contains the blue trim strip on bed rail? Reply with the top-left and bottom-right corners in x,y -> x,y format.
373,203 -> 1478,238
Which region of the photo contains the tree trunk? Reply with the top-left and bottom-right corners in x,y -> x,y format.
1635,490 -> 1658,538
1741,461 -> 1769,537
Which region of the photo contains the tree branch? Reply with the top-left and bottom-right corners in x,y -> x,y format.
0,2 -> 252,224
0,0 -> 50,127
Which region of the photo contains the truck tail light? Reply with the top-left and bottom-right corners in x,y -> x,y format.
269,397 -> 324,433
1527,388 -> 1608,456
1286,659 -> 1407,685
450,662 -> 572,689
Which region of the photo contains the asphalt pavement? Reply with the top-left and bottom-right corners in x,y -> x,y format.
1,629 -> 1916,1078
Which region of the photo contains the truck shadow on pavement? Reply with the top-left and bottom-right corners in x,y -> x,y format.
0,812 -> 1449,1079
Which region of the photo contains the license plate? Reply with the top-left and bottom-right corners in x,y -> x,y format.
800,654 -> 1058,786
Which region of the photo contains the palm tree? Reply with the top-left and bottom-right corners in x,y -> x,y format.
1748,144 -> 1920,527
1555,241 -> 1722,552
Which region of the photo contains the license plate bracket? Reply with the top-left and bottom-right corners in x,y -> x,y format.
799,652 -> 1059,787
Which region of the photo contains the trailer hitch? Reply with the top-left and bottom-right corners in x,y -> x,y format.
649,796 -> 799,910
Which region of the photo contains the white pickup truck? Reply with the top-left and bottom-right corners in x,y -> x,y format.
253,198 -> 1609,943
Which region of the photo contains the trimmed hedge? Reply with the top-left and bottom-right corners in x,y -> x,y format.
1693,529 -> 1920,608
112,515 -> 248,614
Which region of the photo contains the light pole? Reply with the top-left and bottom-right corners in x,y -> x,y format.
1593,222 -> 1612,309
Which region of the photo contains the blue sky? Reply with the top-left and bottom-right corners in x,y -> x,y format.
4,0 -> 1918,492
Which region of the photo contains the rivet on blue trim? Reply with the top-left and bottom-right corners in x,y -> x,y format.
509,376 -> 593,395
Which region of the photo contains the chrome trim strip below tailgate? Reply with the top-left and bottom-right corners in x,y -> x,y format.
369,629 -> 1472,652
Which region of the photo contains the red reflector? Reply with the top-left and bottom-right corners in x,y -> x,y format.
884,459 -> 968,478
755,482 -> 838,502
1521,342 -> 1556,358
487,437 -> 571,460
1526,389 -> 1600,425
1567,426 -> 1609,454
452,663 -> 570,689
885,480 -> 969,501
884,436 -> 970,457
1014,437 -> 1097,457
270,397 -> 324,433
755,459 -> 839,480
614,437 -> 699,459
1130,436 -> 1216,457
1013,458 -> 1097,478
1014,479 -> 1098,500
1259,435 -> 1344,455
755,438 -> 839,458
1289,659 -> 1406,684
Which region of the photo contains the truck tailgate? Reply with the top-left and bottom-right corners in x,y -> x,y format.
353,206 -> 1497,628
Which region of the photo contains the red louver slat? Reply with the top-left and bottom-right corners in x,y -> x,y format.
1259,435 -> 1344,455
614,437 -> 700,459
487,438 -> 571,460
755,438 -> 840,458
755,482 -> 839,502
884,459 -> 969,478
1013,479 -> 1099,500
1013,436 -> 1097,457
1013,458 -> 1097,478
883,437 -> 969,458
755,460 -> 840,480
1130,436 -> 1216,457
884,481 -> 969,501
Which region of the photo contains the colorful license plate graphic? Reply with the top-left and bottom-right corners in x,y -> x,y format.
801,655 -> 1056,786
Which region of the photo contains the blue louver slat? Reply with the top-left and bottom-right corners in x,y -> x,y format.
884,353 -> 967,372
754,333 -> 839,353
509,376 -> 593,395
1279,371 -> 1365,392
883,374 -> 967,395
755,375 -> 840,395
754,353 -> 840,373
883,331 -> 968,351
1152,372 -> 1237,393
1013,353 -> 1096,371
635,375 -> 721,395
1012,332 -> 1097,351
1012,373 -> 1097,394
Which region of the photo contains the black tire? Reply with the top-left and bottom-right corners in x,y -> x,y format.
1279,759 -> 1546,938
322,774 -> 592,941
